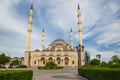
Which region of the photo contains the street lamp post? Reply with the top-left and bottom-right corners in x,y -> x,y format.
96,54 -> 101,63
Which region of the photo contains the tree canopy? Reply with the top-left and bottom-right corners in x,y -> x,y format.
111,55 -> 120,64
89,59 -> 100,65
10,60 -> 19,66
0,53 -> 10,65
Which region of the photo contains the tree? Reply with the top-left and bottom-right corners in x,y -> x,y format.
111,55 -> 120,64
89,59 -> 100,65
100,61 -> 107,67
108,61 -> 113,65
11,60 -> 19,66
0,53 -> 10,66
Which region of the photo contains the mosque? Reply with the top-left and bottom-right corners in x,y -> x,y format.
24,4 -> 85,67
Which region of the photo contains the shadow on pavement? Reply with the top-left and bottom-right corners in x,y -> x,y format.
51,74 -> 82,79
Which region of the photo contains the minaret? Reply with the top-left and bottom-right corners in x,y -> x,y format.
77,3 -> 85,66
41,28 -> 45,51
70,28 -> 73,48
24,4 -> 33,67
26,4 -> 33,51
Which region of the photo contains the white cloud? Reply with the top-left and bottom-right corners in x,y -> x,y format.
0,0 -> 41,57
0,0 -> 26,34
95,22 -> 120,46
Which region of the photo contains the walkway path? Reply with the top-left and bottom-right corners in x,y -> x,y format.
31,67 -> 87,80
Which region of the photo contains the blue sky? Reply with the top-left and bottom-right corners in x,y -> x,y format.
0,0 -> 120,62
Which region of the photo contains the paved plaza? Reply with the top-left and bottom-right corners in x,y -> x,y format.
31,67 -> 87,80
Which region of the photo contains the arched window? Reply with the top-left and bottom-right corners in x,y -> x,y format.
41,57 -> 45,64
34,61 -> 36,64
72,61 -> 74,64
64,57 -> 69,65
56,57 -> 61,64
49,57 -> 53,62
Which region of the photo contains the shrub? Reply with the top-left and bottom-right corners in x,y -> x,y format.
100,61 -> 108,67
0,65 -> 5,68
17,65 -> 27,68
38,62 -> 64,70
78,67 -> 120,80
38,66 -> 45,69
0,70 -> 33,80
45,62 -> 57,69
109,64 -> 120,68
57,66 -> 64,69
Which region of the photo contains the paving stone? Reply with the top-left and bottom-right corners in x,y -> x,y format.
31,67 -> 88,80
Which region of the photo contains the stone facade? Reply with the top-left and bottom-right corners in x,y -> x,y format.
25,39 -> 78,67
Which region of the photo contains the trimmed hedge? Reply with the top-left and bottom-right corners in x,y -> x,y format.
0,70 -> 33,80
78,68 -> 120,80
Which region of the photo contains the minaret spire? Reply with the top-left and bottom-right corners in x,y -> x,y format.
42,28 -> 44,32
26,4 -> 33,51
77,3 -> 85,66
70,28 -> 73,48
41,28 -> 45,51
78,3 -> 80,10
31,3 -> 33,10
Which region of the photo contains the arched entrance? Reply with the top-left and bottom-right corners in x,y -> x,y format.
41,57 -> 45,64
64,57 -> 69,65
56,57 -> 61,64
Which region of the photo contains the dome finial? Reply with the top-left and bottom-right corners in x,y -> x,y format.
42,28 -> 44,32
31,3 -> 33,10
71,28 -> 72,32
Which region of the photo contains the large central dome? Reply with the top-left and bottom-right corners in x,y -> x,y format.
46,39 -> 72,51
49,39 -> 68,46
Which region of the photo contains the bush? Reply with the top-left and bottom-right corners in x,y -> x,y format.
45,62 -> 57,69
100,61 -> 108,67
0,65 -> 5,68
0,70 -> 33,80
109,64 -> 120,68
17,65 -> 27,68
57,66 -> 64,69
38,62 -> 64,70
38,66 -> 46,69
78,67 -> 120,80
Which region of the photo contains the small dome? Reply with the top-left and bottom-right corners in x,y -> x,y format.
34,49 -> 40,51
